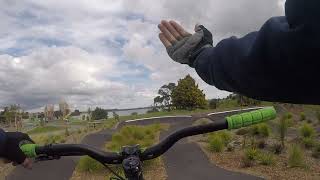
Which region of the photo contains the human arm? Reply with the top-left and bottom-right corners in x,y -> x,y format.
0,129 -> 33,169
158,0 -> 320,104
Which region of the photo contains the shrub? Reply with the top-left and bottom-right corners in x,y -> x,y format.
65,127 -> 70,136
258,152 -> 275,166
250,125 -> 260,136
300,112 -> 306,121
242,148 -> 259,167
242,155 -> 254,167
250,123 -> 270,138
245,148 -> 259,161
77,156 -> 104,172
286,113 -> 293,119
236,128 -> 249,135
278,115 -> 290,147
146,108 -> 159,114
208,136 -> 224,152
307,119 -> 313,124
107,124 -> 165,152
299,123 -> 315,138
208,130 -> 232,149
41,135 -> 64,144
316,111 -> 320,123
271,143 -> 283,154
257,139 -> 266,149
302,137 -> 315,149
227,144 -> 235,152
288,145 -> 305,168
217,130 -> 232,145
312,144 -> 320,158
27,126 -> 64,134
258,123 -> 271,138
83,128 -> 88,133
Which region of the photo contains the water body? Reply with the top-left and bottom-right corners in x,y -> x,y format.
108,107 -> 153,118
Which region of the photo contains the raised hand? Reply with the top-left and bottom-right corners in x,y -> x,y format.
158,20 -> 213,66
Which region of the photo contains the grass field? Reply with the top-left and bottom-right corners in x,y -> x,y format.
27,126 -> 65,134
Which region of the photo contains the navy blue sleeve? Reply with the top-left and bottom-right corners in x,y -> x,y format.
0,128 -> 7,155
193,0 -> 320,104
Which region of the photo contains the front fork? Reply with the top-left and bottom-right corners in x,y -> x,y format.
121,145 -> 144,180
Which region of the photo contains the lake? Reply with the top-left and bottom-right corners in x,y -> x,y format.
108,107 -> 153,118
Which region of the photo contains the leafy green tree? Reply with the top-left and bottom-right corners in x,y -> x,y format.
91,107 -> 108,120
153,96 -> 163,107
171,75 -> 207,110
154,83 -> 176,111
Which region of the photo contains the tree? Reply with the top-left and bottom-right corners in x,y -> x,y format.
209,99 -> 219,109
154,96 -> 163,108
87,108 -> 92,121
113,112 -> 120,122
54,111 -> 62,120
3,107 -> 13,127
157,83 -> 176,111
44,104 -> 54,122
91,107 -> 108,120
171,75 -> 207,110
59,99 -> 70,120
230,93 -> 261,106
3,105 -> 23,130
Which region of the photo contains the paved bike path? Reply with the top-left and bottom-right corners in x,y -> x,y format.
125,115 -> 262,180
6,130 -> 113,180
161,121 -> 261,180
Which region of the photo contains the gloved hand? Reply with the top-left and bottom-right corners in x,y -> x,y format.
2,132 -> 34,169
158,20 -> 213,66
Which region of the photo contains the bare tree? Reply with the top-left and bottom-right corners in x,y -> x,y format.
44,104 -> 54,122
59,99 -> 70,120
3,105 -> 23,131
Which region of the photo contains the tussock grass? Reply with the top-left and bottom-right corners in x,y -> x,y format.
288,144 -> 305,168
107,124 -> 168,151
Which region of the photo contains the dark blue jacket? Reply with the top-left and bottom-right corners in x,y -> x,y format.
193,0 -> 320,104
0,129 -> 6,155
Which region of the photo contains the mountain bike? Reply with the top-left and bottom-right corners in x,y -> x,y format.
21,107 -> 276,180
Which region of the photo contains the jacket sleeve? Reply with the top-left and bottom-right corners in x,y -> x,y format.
193,0 -> 319,104
0,128 -> 7,155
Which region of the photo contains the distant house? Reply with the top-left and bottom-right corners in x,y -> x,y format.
71,110 -> 81,116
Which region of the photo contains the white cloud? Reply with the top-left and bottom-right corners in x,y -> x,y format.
0,46 -> 152,110
0,0 -> 285,110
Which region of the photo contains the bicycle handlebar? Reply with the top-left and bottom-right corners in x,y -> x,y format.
21,107 -> 276,164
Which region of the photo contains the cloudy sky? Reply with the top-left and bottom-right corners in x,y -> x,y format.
0,0 -> 285,111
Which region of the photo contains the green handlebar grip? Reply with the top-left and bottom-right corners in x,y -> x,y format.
20,144 -> 38,158
226,107 -> 277,130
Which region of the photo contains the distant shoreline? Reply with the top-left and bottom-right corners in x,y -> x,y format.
106,106 -> 154,112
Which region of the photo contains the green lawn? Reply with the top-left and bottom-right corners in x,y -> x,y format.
27,126 -> 65,134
